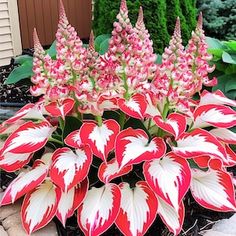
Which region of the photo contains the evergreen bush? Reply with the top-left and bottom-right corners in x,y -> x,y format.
197,0 -> 236,40
93,0 -> 197,53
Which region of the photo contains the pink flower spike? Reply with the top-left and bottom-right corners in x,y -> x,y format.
33,28 -> 45,57
120,0 -> 128,12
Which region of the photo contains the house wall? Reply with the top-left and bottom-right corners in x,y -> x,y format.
17,0 -> 92,49
0,0 -> 22,66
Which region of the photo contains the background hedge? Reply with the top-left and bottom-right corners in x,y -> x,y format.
197,0 -> 236,41
93,0 -> 197,53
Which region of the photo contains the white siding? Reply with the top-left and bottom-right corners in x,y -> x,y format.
0,0 -> 22,66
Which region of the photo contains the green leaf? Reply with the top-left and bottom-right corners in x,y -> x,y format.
206,37 -> 224,49
99,38 -> 110,55
222,51 -> 236,65
225,77 -> 236,93
214,62 -> 228,73
5,61 -> 33,85
224,40 -> 236,51
15,55 -> 33,65
225,65 -> 236,75
155,54 -> 162,64
226,90 -> 236,100
47,40 -> 56,58
103,111 -> 120,122
208,48 -> 223,58
94,34 -> 110,52
63,116 -> 82,139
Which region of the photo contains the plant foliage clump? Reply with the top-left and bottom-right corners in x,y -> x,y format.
1,1 -> 236,236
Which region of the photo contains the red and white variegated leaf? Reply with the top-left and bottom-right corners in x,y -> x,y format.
56,178 -> 88,227
0,151 -> 33,172
115,181 -> 158,236
116,128 -> 166,169
98,96 -> 118,111
158,197 -> 184,235
225,145 -> 236,166
80,119 -> 120,162
209,128 -> 236,144
190,168 -> 236,211
77,183 -> 121,236
98,158 -> 133,184
118,93 -> 147,119
1,121 -> 55,154
3,103 -> 45,125
200,90 -> 236,107
1,160 -> 48,205
193,147 -> 236,168
21,180 -> 61,234
64,129 -> 83,148
143,152 -> 191,211
153,113 -> 186,139
193,104 -> 236,129
50,147 -> 92,192
208,158 -> 224,170
45,98 -> 75,119
143,93 -> 161,118
193,155 -> 211,168
0,120 -> 25,135
172,128 -> 227,161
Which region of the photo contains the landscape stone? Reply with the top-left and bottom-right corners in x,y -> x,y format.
0,225 -> 8,236
203,230 -> 235,236
0,201 -> 58,236
0,202 -> 21,221
2,212 -> 22,230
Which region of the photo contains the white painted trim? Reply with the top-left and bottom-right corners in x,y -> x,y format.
8,0 -> 22,56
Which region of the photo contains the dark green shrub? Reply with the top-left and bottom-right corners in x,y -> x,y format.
197,0 -> 236,40
93,0 -> 197,53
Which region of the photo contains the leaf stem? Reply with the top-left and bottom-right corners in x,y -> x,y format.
48,138 -> 63,145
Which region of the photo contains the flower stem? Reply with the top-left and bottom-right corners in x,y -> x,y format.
157,102 -> 169,137
119,111 -> 126,130
96,116 -> 103,127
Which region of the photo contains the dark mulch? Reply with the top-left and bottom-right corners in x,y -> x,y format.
0,50 -> 36,106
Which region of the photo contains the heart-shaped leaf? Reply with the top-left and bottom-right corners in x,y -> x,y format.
21,180 -> 61,234
77,183 -> 121,236
80,119 -> 120,162
144,152 -> 191,211
50,147 -> 92,191
115,181 -> 158,236
116,128 -> 166,169
191,168 -> 236,211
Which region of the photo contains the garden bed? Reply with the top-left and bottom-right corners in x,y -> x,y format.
0,58 -> 235,236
